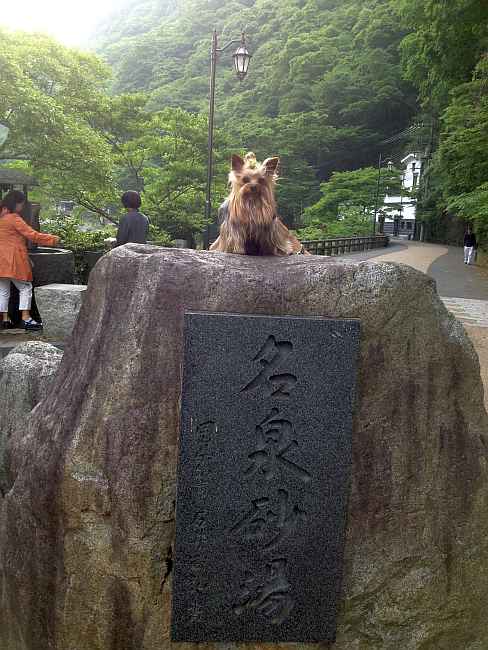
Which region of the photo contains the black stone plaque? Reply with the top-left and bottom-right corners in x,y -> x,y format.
172,312 -> 360,642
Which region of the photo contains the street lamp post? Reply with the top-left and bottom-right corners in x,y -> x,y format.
204,31 -> 251,248
372,153 -> 382,236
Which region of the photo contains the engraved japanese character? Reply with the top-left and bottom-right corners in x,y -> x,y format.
188,560 -> 209,622
192,419 -> 216,482
231,489 -> 307,549
245,409 -> 311,484
192,512 -> 208,545
192,419 -> 217,444
241,335 -> 297,398
189,600 -> 204,622
233,558 -> 294,625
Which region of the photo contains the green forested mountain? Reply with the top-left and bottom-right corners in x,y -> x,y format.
3,1 -> 487,245
93,0 -> 488,241
93,0 -> 418,224
91,0 -> 179,52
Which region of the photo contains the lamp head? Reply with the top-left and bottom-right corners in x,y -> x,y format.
233,34 -> 251,80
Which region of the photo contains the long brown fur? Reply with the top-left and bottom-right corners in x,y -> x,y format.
210,152 -> 307,255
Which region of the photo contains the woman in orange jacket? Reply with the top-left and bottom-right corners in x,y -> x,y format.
0,190 -> 60,331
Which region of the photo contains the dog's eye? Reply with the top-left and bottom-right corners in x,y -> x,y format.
258,177 -> 266,184
242,176 -> 250,184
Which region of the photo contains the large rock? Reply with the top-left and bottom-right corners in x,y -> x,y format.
35,283 -> 87,340
1,246 -> 488,650
0,341 -> 63,496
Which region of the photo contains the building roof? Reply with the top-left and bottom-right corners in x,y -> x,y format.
0,168 -> 38,186
401,153 -> 422,164
384,196 -> 416,204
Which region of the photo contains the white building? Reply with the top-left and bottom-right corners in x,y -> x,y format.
378,153 -> 422,238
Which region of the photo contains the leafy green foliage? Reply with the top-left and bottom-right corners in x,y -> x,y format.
296,208 -> 374,240
398,0 -> 488,112
397,2 -> 488,248
94,0 -> 418,223
0,30 -> 224,244
435,58 -> 488,200
148,224 -> 173,246
0,30 -> 117,218
303,165 -> 404,222
40,214 -> 115,282
40,214 -> 116,253
430,57 -> 488,243
7,0 -> 488,250
136,108 -> 226,241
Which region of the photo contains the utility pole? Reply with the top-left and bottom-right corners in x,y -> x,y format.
372,153 -> 382,236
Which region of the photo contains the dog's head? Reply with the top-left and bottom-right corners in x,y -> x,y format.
229,152 -> 279,203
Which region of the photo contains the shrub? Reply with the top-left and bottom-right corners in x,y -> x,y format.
296,208 -> 373,240
148,224 -> 173,247
41,214 -> 116,282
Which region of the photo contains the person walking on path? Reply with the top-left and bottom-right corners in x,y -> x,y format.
0,190 -> 60,331
115,191 -> 149,247
464,226 -> 477,265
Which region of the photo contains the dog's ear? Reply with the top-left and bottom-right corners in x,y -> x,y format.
263,157 -> 279,176
231,154 -> 245,172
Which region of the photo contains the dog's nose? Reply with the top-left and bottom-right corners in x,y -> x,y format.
251,185 -> 258,192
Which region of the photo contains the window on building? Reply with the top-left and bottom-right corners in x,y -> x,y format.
406,222 -> 412,230
401,221 -> 405,229
413,173 -> 419,188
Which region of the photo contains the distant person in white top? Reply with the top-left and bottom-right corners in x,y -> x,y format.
464,226 -> 477,265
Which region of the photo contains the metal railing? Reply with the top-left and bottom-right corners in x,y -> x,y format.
301,235 -> 389,256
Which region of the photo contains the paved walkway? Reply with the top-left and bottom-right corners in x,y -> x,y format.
341,239 -> 488,328
428,248 -> 488,300
342,239 -> 447,274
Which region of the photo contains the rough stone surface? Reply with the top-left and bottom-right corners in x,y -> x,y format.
0,341 -> 63,496
35,283 -> 87,340
173,313 -> 360,642
1,246 -> 488,650
8,250 -> 75,324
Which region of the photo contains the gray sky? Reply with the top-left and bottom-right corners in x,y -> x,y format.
0,0 -> 119,47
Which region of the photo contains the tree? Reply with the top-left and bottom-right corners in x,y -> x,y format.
138,108 -> 228,242
398,0 -> 488,112
430,56 -> 488,237
0,30 -> 229,241
303,165 -> 404,222
0,30 -> 118,219
93,0 -> 419,225
296,206 -> 373,240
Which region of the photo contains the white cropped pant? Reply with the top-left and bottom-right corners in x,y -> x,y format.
0,278 -> 33,312
464,246 -> 475,264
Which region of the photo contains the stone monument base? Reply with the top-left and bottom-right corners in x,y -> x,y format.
1,247 -> 488,650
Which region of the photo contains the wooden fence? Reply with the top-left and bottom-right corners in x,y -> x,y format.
301,235 -> 389,256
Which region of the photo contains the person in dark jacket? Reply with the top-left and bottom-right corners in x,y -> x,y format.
116,191 -> 149,246
464,226 -> 477,265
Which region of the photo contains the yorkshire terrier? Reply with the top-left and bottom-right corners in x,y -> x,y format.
210,152 -> 307,256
